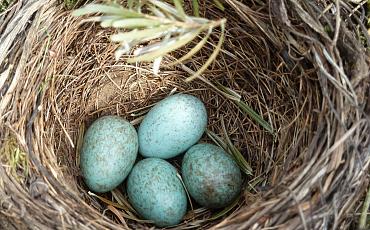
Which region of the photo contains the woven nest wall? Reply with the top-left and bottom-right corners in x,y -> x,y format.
0,0 -> 370,229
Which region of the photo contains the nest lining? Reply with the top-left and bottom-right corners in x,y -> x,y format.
0,0 -> 369,229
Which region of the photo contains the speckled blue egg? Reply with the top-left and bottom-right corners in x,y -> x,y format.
182,143 -> 242,208
138,94 -> 207,159
127,158 -> 187,227
80,116 -> 138,193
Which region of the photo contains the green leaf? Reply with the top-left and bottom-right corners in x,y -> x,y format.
72,3 -> 143,18
206,130 -> 228,150
231,145 -> 253,175
236,100 -> 273,134
111,25 -> 173,43
173,0 -> 186,20
208,196 -> 240,221
188,16 -> 209,24
64,0 -> 79,10
88,191 -> 127,210
82,15 -> 121,22
111,189 -> 137,214
207,128 -> 253,176
220,118 -> 253,175
169,28 -> 211,66
100,16 -> 125,27
247,177 -> 265,193
149,0 -> 179,16
111,18 -> 163,28
214,81 -> 241,100
211,80 -> 272,134
127,0 -> 134,9
149,4 -> 166,18
127,29 -> 202,62
185,21 -> 226,81
359,181 -> 370,229
88,191 -> 152,223
213,0 -> 225,11
192,0 -> 200,17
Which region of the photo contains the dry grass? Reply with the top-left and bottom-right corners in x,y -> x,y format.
0,0 -> 369,229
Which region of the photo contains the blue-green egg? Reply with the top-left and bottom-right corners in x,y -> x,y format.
138,94 -> 207,159
182,143 -> 242,208
80,116 -> 138,193
127,158 -> 187,227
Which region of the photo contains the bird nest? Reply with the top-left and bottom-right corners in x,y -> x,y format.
0,0 -> 369,229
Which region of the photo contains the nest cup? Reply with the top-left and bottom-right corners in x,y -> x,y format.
1,0 -> 370,229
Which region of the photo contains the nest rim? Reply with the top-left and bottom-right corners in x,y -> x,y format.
0,0 -> 369,229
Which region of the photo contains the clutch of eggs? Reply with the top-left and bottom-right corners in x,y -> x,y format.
79,94 -> 243,227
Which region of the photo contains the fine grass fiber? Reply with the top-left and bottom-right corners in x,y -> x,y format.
0,0 -> 370,229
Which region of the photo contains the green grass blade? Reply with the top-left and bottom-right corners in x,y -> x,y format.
100,16 -> 126,27
207,128 -> 253,176
359,183 -> 370,230
64,0 -> 79,10
208,196 -> 240,221
128,29 -> 202,62
111,189 -> 137,214
192,0 -> 200,17
127,0 -> 134,9
214,81 -> 241,100
213,0 -> 225,11
247,177 -> 265,193
231,145 -> 253,175
188,16 -> 209,23
111,26 -> 172,43
173,0 -> 186,20
82,15 -> 122,23
206,130 -> 228,150
236,101 -> 273,134
111,18 -> 163,28
213,81 -> 273,134
149,0 -> 178,16
220,118 -> 253,175
72,4 -> 143,17
169,28 -> 211,66
149,4 -> 166,18
185,21 -> 226,81
88,192 -> 153,223
195,76 -> 241,101
177,173 -> 194,211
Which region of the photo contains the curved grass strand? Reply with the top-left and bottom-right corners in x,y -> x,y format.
185,20 -> 226,82
169,28 -> 211,66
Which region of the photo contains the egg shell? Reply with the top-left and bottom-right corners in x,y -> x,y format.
80,116 -> 138,193
127,158 -> 187,227
138,94 -> 207,159
182,143 -> 242,208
